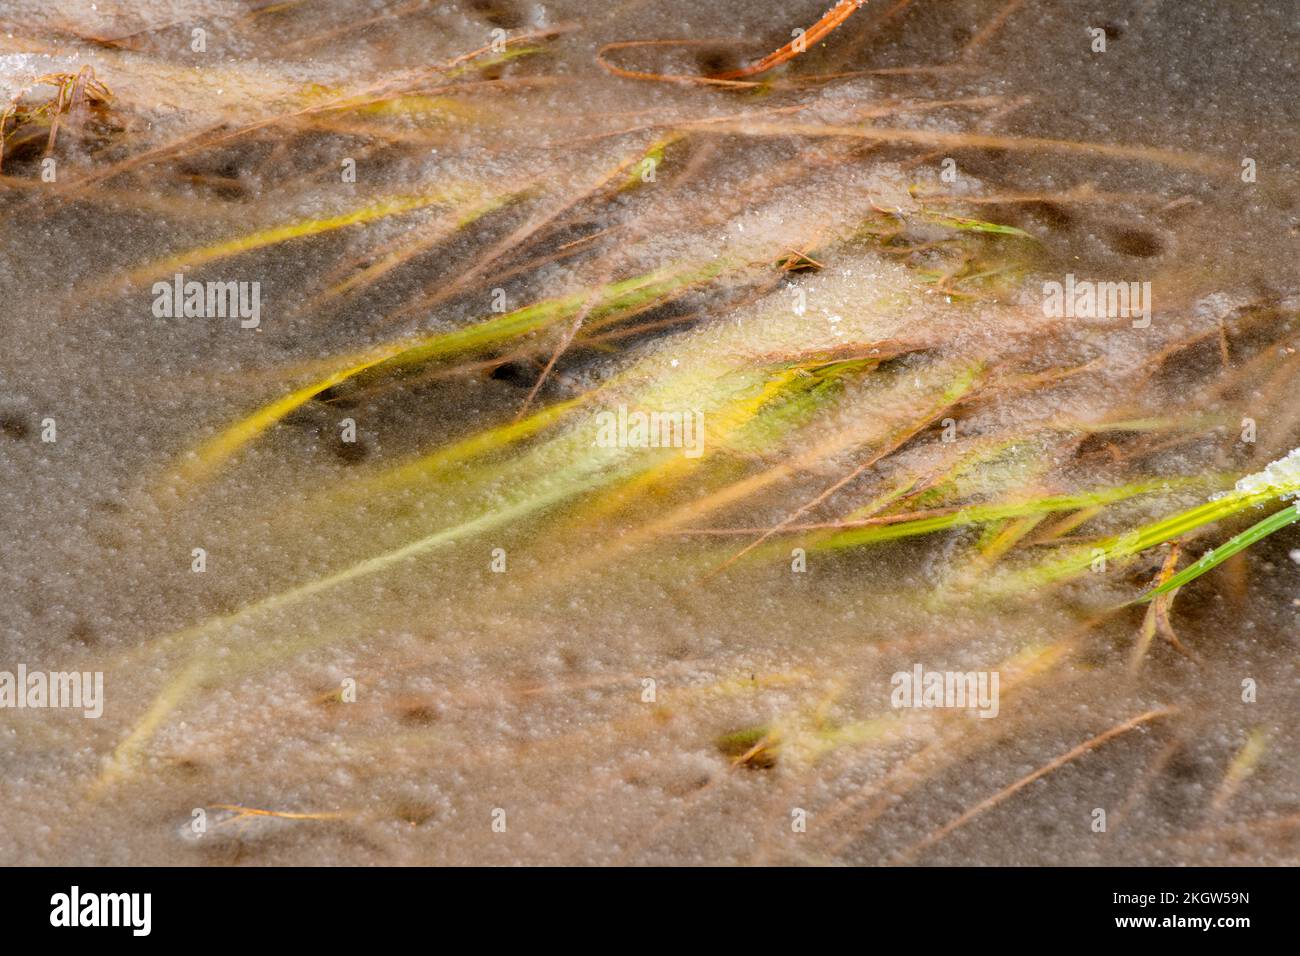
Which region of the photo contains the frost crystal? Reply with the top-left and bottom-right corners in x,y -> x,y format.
1234,447 -> 1300,497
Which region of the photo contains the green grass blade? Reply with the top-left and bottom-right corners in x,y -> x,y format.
1136,502 -> 1300,602
815,477 -> 1216,551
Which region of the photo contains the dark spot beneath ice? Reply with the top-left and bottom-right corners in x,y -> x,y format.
489,360 -> 538,388
1167,750 -> 1212,783
333,436 -> 370,464
281,405 -> 321,427
1225,836 -> 1250,855
1106,227 -> 1164,258
1100,21 -> 1125,41
468,0 -> 525,29
1023,200 -> 1075,232
1073,431 -> 1128,463
394,803 -> 439,826
68,621 -> 96,647
695,47 -> 739,76
666,771 -> 715,796
400,703 -> 440,726
313,383 -> 361,408
1074,644 -> 1112,669
0,415 -> 29,440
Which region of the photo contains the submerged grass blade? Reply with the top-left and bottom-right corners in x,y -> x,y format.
111,190 -> 473,290
918,211 -> 1035,238
167,262 -> 727,484
1210,727 -> 1270,815
100,463 -> 620,788
711,362 -> 987,573
170,346 -> 403,484
814,477 -> 1216,550
355,395 -> 589,495
362,263 -> 724,377
303,187 -> 533,309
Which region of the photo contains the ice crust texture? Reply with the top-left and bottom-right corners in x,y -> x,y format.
0,0 -> 1297,866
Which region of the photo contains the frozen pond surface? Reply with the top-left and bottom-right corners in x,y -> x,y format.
0,0 -> 1297,864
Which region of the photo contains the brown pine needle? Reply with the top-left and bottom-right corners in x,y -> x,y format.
710,1 -> 870,80
515,294 -> 600,420
898,707 -> 1176,862
597,39 -> 762,88
598,1 -> 869,87
1131,543 -> 1189,671
674,505 -> 961,536
209,804 -> 347,822
962,0 -> 1031,59
693,121 -> 1231,173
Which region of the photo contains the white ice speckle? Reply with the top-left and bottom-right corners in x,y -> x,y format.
1235,447 -> 1300,498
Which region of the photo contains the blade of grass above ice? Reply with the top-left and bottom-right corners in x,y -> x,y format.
1136,503 -> 1300,603
998,449 -> 1300,594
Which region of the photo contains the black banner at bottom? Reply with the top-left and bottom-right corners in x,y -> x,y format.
5,866 -> 1276,941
